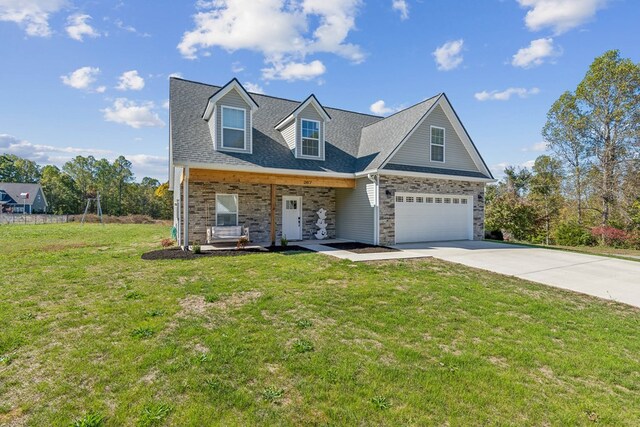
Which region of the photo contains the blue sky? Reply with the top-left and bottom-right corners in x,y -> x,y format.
0,0 -> 638,181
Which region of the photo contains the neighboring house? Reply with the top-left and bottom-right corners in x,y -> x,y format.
0,182 -> 48,214
169,77 -> 495,247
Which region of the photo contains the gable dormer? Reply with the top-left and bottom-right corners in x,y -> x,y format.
202,78 -> 259,154
275,94 -> 331,161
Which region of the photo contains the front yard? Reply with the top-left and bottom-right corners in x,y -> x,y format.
1,224 -> 639,425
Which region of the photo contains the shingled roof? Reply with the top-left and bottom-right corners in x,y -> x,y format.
170,78 -> 492,179
0,182 -> 46,206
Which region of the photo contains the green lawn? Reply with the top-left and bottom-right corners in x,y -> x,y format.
1,224 -> 639,426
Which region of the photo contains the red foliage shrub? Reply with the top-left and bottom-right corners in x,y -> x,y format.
590,226 -> 631,247
161,238 -> 176,248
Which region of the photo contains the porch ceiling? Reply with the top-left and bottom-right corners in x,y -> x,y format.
188,168 -> 355,188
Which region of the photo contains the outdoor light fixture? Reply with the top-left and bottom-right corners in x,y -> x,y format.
385,189 -> 392,197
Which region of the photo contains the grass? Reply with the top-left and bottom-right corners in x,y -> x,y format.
1,224 -> 639,425
488,239 -> 640,262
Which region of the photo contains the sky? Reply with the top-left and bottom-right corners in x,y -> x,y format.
0,0 -> 638,182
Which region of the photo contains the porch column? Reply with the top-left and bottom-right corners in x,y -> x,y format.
182,166 -> 189,249
270,184 -> 276,245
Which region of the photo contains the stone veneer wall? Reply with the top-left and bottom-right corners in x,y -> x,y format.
186,181 -> 335,244
377,175 -> 485,245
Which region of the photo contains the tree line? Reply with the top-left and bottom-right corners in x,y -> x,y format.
0,154 -> 172,219
486,50 -> 640,248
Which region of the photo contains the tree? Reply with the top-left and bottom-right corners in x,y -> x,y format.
543,92 -> 590,223
63,156 -> 97,201
530,156 -> 564,245
0,154 -> 41,183
40,165 -> 81,214
544,50 -> 640,225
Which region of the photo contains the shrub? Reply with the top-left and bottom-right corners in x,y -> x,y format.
484,229 -> 504,241
161,238 -> 175,248
280,235 -> 288,247
554,221 -> 594,246
192,244 -> 201,254
590,226 -> 631,248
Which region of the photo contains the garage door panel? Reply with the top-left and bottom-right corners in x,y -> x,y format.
395,193 -> 471,243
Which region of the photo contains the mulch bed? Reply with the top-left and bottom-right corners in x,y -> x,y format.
323,242 -> 400,254
141,245 -> 311,260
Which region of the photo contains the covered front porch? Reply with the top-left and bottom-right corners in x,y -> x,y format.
177,167 -> 355,248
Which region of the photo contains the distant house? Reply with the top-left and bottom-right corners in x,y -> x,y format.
0,183 -> 48,214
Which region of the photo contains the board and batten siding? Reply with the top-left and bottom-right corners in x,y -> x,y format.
335,178 -> 374,244
389,105 -> 479,172
214,89 -> 252,153
280,118 -> 296,151
296,104 -> 325,160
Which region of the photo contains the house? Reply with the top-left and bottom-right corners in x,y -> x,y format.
169,77 -> 495,248
0,182 -> 48,214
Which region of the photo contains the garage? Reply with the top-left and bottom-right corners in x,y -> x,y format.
394,192 -> 473,243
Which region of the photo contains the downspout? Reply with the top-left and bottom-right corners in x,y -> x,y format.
183,166 -> 190,250
367,173 -> 379,246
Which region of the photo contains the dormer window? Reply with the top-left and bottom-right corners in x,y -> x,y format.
301,119 -> 320,157
430,125 -> 445,162
222,106 -> 246,150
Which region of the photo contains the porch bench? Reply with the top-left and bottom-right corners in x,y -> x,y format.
206,226 -> 250,244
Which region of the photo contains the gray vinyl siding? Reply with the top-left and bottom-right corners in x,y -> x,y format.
215,89 -> 252,153
296,104 -> 325,160
280,118 -> 296,151
31,189 -> 47,213
335,178 -> 374,244
389,105 -> 479,172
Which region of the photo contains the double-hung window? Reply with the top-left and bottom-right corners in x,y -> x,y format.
221,106 -> 245,149
430,126 -> 445,162
301,119 -> 320,157
216,194 -> 238,226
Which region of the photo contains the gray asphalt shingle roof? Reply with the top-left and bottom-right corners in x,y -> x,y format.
0,183 -> 45,206
170,78 -> 491,179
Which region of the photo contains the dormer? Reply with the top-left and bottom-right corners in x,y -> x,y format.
275,94 -> 331,161
202,78 -> 259,154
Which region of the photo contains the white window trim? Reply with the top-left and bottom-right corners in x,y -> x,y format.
430,125 -> 446,163
215,193 -> 239,226
221,105 -> 247,151
298,118 -> 323,160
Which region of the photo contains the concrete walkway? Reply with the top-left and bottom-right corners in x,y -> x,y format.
394,241 -> 640,308
298,243 -> 429,262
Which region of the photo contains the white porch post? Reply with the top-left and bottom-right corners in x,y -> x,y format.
182,166 -> 190,250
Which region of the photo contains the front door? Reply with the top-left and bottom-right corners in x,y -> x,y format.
282,196 -> 302,241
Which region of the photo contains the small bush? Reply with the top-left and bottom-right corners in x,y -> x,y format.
292,338 -> 314,353
280,235 -> 288,247
554,221 -> 595,246
161,238 -> 175,248
192,244 -> 201,254
72,412 -> 105,427
591,226 -> 631,248
484,229 -> 504,241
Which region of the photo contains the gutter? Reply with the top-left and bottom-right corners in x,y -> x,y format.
367,173 -> 380,245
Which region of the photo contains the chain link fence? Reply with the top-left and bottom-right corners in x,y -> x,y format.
0,214 -> 69,225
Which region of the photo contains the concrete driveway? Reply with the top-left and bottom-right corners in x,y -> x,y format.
394,240 -> 640,308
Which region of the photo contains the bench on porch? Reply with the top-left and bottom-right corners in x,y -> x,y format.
206,226 -> 250,244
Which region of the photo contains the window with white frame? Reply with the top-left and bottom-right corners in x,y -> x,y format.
216,194 -> 238,226
221,106 -> 246,149
301,119 -> 320,157
430,126 -> 445,162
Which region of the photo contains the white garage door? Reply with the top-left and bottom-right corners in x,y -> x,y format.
395,192 -> 473,243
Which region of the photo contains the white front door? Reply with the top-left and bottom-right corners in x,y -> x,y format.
282,196 -> 302,241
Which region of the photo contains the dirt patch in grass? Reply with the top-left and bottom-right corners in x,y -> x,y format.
323,242 -> 399,253
211,291 -> 262,310
41,242 -> 93,252
142,246 -> 311,260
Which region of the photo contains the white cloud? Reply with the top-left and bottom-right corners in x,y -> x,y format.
474,87 -> 540,101
116,70 -> 145,91
168,72 -> 183,79
512,38 -> 559,68
262,60 -> 326,81
522,141 -> 548,152
244,82 -> 264,94
0,134 -> 167,180
369,100 -> 399,115
162,99 -> 170,109
178,0 -> 363,81
432,39 -> 464,71
61,66 -> 101,91
65,13 -> 99,41
392,0 -> 409,20
490,160 -> 536,178
114,18 -> 150,37
231,62 -> 244,73
517,0 -> 608,34
102,98 -> 165,128
0,0 -> 67,37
